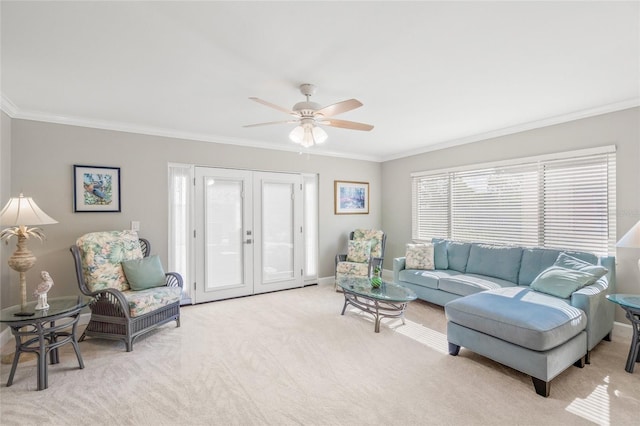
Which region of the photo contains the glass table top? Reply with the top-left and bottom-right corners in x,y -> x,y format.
0,296 -> 92,322
606,294 -> 640,311
337,276 -> 417,303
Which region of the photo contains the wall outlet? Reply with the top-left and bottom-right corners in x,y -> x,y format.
131,221 -> 140,231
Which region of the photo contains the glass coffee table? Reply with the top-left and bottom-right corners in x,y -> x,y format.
337,275 -> 417,333
606,294 -> 640,373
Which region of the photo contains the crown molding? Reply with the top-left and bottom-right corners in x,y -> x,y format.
0,93 -> 380,162
3,92 -> 635,164
0,94 -> 19,117
382,98 -> 640,162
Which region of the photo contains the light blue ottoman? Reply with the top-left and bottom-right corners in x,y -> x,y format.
445,287 -> 588,397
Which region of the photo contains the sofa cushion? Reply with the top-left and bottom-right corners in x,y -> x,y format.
432,239 -> 449,270
465,243 -> 523,283
518,248 -> 600,286
122,255 -> 166,291
346,239 -> 371,263
447,242 -> 472,273
123,286 -> 182,318
405,243 -> 434,270
438,273 -> 516,297
445,287 -> 586,351
76,230 -> 144,292
399,269 -> 463,290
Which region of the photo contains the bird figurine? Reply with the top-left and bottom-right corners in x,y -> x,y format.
34,271 -> 54,310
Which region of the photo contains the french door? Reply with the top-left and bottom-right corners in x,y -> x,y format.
194,167 -> 303,303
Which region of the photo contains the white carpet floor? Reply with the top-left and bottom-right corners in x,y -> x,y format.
1,284 -> 638,425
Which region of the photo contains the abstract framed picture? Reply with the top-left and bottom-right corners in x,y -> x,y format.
73,165 -> 121,212
334,180 -> 369,214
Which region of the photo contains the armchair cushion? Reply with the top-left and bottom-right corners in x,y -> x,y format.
353,229 -> 385,258
123,286 -> 182,317
122,255 -> 166,290
336,261 -> 370,277
346,240 -> 372,263
76,230 -> 144,292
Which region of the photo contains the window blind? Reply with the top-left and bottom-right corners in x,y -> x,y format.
411,147 -> 616,256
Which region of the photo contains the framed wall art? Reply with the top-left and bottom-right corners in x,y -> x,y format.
334,180 -> 369,214
73,165 -> 121,212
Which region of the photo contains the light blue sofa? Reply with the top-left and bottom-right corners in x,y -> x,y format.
393,239 -> 615,397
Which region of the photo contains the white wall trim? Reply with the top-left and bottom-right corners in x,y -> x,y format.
3,92 -> 637,165
385,98 -> 640,162
0,93 -> 380,163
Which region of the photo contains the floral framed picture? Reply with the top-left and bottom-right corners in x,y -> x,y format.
334,180 -> 369,214
73,165 -> 121,212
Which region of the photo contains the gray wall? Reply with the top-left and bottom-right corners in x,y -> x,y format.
2,119 -> 381,308
1,111 -> 11,307
3,108 -> 639,325
382,107 -> 640,323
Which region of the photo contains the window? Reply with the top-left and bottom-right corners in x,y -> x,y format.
412,146 -> 616,256
168,163 -> 193,303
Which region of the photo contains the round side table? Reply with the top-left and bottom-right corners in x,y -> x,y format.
606,294 -> 640,373
0,296 -> 91,390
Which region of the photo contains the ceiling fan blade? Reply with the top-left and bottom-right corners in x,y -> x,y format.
320,118 -> 374,131
243,120 -> 298,128
249,97 -> 296,115
314,99 -> 363,117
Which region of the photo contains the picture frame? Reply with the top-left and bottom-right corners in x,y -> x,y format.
334,180 -> 369,215
73,165 -> 121,212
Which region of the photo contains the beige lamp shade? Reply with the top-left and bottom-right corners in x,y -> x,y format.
616,220 -> 640,248
0,193 -> 58,226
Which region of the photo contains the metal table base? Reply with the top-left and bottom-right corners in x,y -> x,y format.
6,309 -> 85,390
341,290 -> 411,333
622,307 -> 640,373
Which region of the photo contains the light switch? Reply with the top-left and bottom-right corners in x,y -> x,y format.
131,221 -> 140,231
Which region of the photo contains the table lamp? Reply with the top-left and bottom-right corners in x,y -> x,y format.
0,193 -> 57,315
616,219 -> 640,278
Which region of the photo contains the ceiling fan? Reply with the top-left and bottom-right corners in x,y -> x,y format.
244,84 -> 374,148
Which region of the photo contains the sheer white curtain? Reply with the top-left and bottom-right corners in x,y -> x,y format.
168,163 -> 193,303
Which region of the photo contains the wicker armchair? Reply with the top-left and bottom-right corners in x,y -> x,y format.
70,231 -> 183,352
335,229 -> 387,284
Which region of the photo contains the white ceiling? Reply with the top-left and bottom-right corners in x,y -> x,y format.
2,1 -> 639,162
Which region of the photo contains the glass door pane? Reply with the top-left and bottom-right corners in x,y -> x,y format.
262,181 -> 294,282
205,178 -> 244,288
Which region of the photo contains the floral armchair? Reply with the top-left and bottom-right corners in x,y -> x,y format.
70,230 -> 183,352
335,229 -> 386,286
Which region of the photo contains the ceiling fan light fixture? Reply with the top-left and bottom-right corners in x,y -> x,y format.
289,123 -> 327,147
312,126 -> 327,144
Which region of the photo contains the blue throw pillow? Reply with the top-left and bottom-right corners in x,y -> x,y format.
122,255 -> 166,290
554,253 -> 608,278
530,266 -> 600,299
